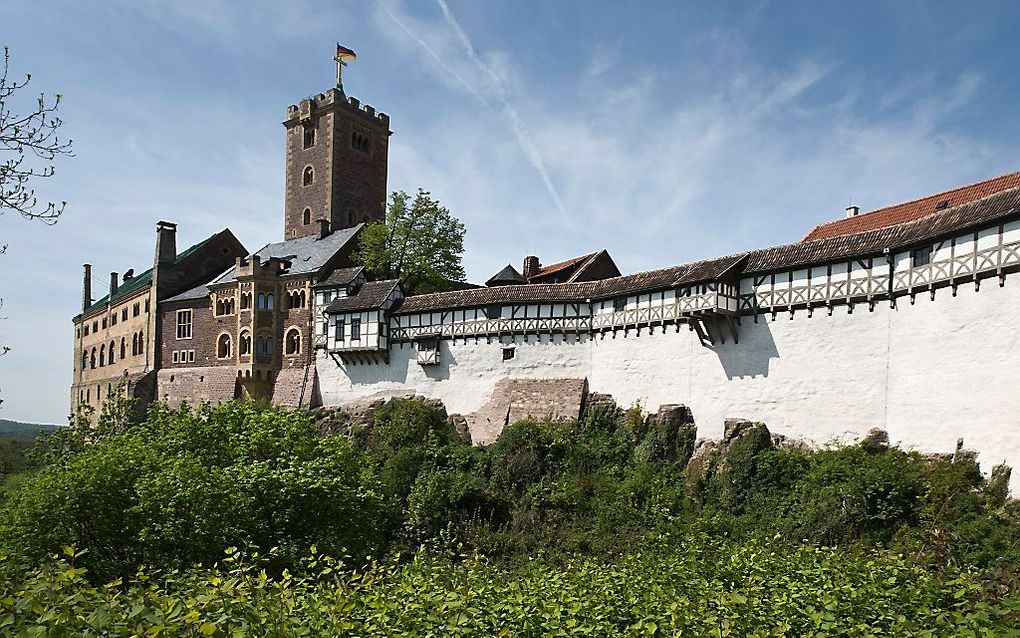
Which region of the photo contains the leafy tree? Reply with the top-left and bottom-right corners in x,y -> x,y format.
357,189 -> 466,293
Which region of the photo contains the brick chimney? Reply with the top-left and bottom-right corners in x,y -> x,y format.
109,272 -> 119,297
317,218 -> 331,240
155,221 -> 177,264
82,264 -> 92,311
522,255 -> 541,279
846,205 -> 860,218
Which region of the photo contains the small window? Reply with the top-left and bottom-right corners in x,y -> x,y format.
334,319 -> 345,341
350,318 -> 361,340
266,337 -> 273,354
93,321 -> 98,332
176,309 -> 193,339
613,297 -> 627,312
303,166 -> 314,186
351,130 -> 370,153
484,305 -> 501,319
912,245 -> 933,267
502,346 -> 516,361
83,324 -> 89,336
239,331 -> 251,355
241,293 -> 251,310
285,328 -> 301,355
99,345 -> 105,367
120,338 -> 126,360
302,125 -> 316,149
172,350 -> 180,364
111,314 -> 117,326
302,208 -> 311,225
133,303 -> 140,317
102,318 -> 107,329
122,308 -> 128,321
188,350 -> 195,363
256,336 -> 266,354
108,340 -> 116,364
257,292 -> 265,309
267,294 -> 275,310
145,299 -> 150,313
81,351 -> 88,370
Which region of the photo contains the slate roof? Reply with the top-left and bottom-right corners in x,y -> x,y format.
324,279 -> 401,313
163,279 -> 218,304
486,264 -> 527,286
80,232 -> 220,317
214,225 -> 362,285
803,170 -> 1020,242
314,266 -> 365,288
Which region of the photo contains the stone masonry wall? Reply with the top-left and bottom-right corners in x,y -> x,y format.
465,377 -> 588,444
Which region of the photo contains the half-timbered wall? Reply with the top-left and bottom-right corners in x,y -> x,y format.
316,216 -> 1020,490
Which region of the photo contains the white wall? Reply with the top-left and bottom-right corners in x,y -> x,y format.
317,278 -> 1020,491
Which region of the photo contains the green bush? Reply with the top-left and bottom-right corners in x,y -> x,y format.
2,538 -> 1017,637
0,401 -> 383,581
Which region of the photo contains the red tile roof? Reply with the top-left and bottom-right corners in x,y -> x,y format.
530,253 -> 596,281
802,171 -> 1020,242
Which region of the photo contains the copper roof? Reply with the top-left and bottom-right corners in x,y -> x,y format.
803,170 -> 1020,242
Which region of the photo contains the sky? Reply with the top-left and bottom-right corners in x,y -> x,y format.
2,0 -> 1020,424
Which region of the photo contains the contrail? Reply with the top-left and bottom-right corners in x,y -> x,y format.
375,0 -> 569,221
434,0 -> 569,221
373,0 -> 493,110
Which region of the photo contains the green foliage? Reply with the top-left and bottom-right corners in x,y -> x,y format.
357,189 -> 467,293
2,539 -> 1017,637
0,438 -> 33,485
0,401 -> 383,581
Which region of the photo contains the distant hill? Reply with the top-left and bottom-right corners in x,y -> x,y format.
0,419 -> 62,441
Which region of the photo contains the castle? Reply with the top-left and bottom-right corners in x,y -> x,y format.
72,51 -> 1020,490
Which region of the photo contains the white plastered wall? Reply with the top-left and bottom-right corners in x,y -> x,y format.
317,281 -> 1020,491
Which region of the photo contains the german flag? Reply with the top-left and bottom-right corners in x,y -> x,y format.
335,43 -> 357,61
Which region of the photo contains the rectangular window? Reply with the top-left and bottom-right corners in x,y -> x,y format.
613,297 -> 627,312
172,351 -> 179,363
188,350 -> 195,363
350,318 -> 361,340
102,318 -> 107,329
176,310 -> 193,339
93,321 -> 98,332
502,346 -> 516,361
334,320 -> 345,341
111,314 -> 117,326
484,305 -> 501,319
83,324 -> 89,336
133,303 -> 140,317
122,308 -> 128,321
912,245 -> 932,267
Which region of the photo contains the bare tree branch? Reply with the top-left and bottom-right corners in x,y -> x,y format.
0,45 -> 74,223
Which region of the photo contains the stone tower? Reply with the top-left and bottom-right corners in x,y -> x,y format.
283,87 -> 390,240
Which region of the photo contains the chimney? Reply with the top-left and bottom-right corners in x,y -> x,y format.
317,218 -> 331,240
846,205 -> 860,218
82,264 -> 92,311
155,221 -> 177,264
109,272 -> 119,297
523,255 -> 541,279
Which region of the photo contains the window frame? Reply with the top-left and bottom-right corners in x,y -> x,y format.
176,309 -> 193,340
350,317 -> 361,341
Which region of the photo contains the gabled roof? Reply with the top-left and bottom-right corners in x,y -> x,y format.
214,224 -> 362,285
803,170 -> 1020,242
314,266 -> 365,288
325,279 -> 401,313
79,230 -> 229,317
530,253 -> 595,281
486,264 -> 527,286
748,186 -> 1020,273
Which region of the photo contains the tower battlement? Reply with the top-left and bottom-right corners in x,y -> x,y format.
285,90 -> 390,128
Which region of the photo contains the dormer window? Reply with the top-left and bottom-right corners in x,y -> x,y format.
303,166 -> 314,186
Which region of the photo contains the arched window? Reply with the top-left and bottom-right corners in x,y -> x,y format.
81,351 -> 88,370
239,330 -> 251,355
302,126 -> 316,149
266,293 -> 275,310
266,337 -> 274,354
299,290 -> 306,308
120,337 -> 126,360
216,299 -> 224,315
109,340 -> 116,365
256,336 -> 266,354
241,293 -> 251,310
303,166 -> 314,186
99,345 -> 106,367
257,292 -> 266,309
217,334 -> 232,359
302,208 -> 311,225
285,328 -> 301,355
138,331 -> 145,355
